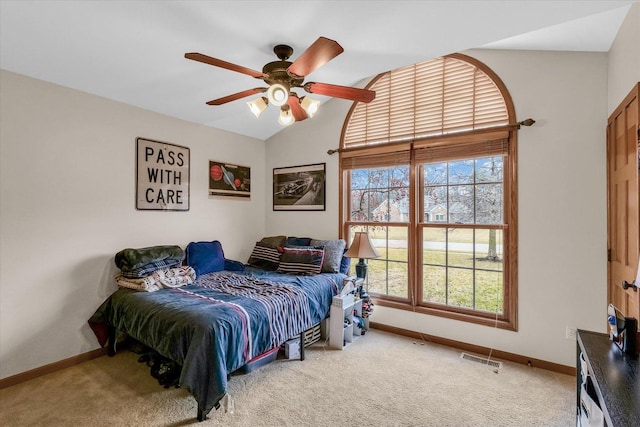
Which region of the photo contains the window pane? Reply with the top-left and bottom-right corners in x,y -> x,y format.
372,226 -> 408,262
476,156 -> 503,183
368,189 -> 383,215
447,228 -> 474,269
366,260 -> 408,298
448,160 -> 474,184
475,183 -> 503,224
390,166 -> 410,187
474,229 -> 503,268
448,185 -> 474,223
423,265 -> 446,304
423,227 -> 446,265
351,189 -> 369,221
351,169 -> 370,189
424,162 -> 447,185
371,190 -> 390,222
447,267 -> 474,309
424,186 -> 447,223
475,270 -> 503,314
389,189 -> 409,222
368,168 -> 388,188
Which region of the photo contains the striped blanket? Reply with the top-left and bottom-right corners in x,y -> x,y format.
196,271 -> 312,350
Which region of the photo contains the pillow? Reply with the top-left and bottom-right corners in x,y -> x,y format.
310,239 -> 346,273
339,249 -> 351,275
224,258 -> 245,272
247,242 -> 282,271
260,235 -> 287,247
185,240 -> 225,277
277,246 -> 325,276
285,236 -> 312,246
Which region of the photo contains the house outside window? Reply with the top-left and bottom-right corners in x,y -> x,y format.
340,54 -> 518,330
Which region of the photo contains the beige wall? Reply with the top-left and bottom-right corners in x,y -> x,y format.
265,49 -> 610,367
0,71 -> 266,379
608,2 -> 640,114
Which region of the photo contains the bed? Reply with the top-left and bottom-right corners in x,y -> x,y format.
89,238 -> 348,421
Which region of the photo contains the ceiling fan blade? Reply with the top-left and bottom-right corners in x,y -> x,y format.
185,52 -> 265,79
206,88 -> 267,105
287,94 -> 308,122
287,37 -> 344,77
304,82 -> 376,103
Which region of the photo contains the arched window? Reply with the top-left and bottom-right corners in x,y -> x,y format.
339,53 -> 518,330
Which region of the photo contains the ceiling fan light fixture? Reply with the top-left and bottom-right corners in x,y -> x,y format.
300,96 -> 321,118
278,106 -> 295,126
186,37 -> 374,131
247,97 -> 268,118
267,83 -> 289,107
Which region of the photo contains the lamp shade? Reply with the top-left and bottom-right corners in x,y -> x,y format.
344,232 -> 380,259
247,97 -> 268,118
277,107 -> 295,126
300,96 -> 320,118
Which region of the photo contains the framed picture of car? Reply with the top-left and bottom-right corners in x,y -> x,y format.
273,163 -> 326,211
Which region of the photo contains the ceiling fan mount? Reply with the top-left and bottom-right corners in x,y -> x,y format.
273,44 -> 294,61
261,45 -> 303,87
185,36 -> 376,122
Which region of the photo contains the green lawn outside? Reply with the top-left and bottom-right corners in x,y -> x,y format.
355,246 -> 504,314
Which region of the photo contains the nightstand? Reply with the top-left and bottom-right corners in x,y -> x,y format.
329,293 -> 367,350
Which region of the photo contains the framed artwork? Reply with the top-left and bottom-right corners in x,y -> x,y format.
208,160 -> 251,199
273,163 -> 326,211
136,137 -> 190,211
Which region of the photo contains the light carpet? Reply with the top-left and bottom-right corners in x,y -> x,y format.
0,329 -> 575,426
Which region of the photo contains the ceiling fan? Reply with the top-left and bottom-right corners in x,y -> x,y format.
185,36 -> 376,125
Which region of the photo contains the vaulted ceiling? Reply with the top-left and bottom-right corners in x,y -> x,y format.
1,1 -> 636,140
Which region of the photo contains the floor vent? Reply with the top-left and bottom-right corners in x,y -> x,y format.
460,352 -> 503,369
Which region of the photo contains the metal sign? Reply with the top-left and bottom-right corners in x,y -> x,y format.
136,137 -> 190,211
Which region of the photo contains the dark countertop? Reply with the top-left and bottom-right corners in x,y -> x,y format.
577,329 -> 639,427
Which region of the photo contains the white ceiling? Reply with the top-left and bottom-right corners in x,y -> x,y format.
0,1 -> 636,140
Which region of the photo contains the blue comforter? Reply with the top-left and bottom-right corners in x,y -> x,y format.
90,267 -> 344,417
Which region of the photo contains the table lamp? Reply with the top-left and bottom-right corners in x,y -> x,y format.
344,231 -> 380,280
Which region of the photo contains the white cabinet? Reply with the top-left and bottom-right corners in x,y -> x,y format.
329,294 -> 366,350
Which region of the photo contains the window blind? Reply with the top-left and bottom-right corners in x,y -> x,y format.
340,145 -> 411,170
414,138 -> 508,163
343,55 -> 509,148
